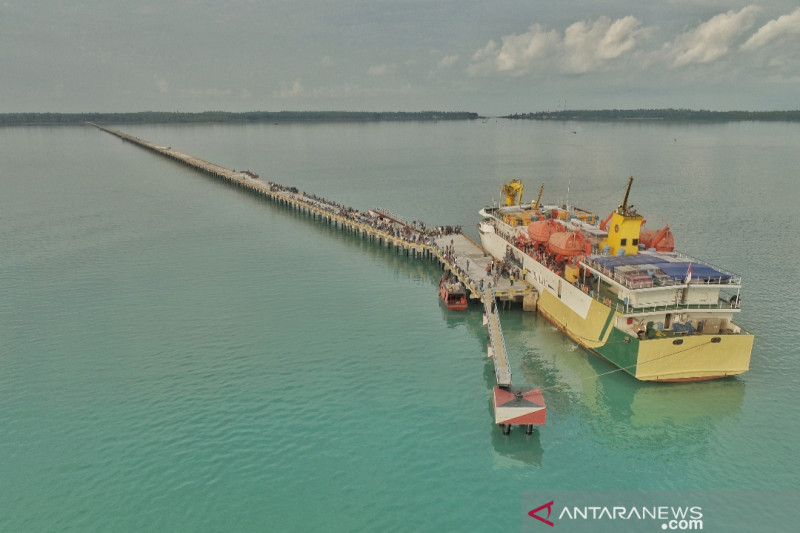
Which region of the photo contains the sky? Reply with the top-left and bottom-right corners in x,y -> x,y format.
2,0 -> 799,115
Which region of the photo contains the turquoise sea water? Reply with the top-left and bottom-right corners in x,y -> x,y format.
1,121 -> 798,531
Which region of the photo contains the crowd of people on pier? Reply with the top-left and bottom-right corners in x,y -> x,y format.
263,180 -> 534,299
433,238 -> 526,295
268,181 -> 461,247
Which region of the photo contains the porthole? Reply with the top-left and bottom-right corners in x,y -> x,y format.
711,337 -> 721,343
672,339 -> 683,345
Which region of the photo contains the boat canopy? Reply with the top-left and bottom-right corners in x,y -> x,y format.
658,262 -> 731,282
587,254 -> 732,282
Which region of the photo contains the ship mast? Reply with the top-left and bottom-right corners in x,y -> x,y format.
532,183 -> 544,210
618,176 -> 634,216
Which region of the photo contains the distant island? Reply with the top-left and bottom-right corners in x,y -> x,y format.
503,109 -> 800,122
3,109 -> 800,125
0,111 -> 478,126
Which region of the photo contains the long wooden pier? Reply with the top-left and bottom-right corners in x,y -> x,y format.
90,122 -> 531,301
90,123 -> 545,432
89,123 -> 434,253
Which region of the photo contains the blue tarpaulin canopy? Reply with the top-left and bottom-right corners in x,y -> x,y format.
589,254 -> 731,281
657,262 -> 731,282
590,254 -> 669,272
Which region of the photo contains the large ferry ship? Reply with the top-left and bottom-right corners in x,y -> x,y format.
478,178 -> 753,382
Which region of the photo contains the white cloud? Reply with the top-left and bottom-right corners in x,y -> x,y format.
741,7 -> 800,51
667,6 -> 759,67
468,25 -> 559,76
274,80 -> 304,98
467,17 -> 648,76
563,16 -> 648,73
437,55 -> 459,68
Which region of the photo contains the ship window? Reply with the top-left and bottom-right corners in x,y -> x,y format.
672,339 -> 683,345
711,337 -> 722,343
620,238 -> 627,246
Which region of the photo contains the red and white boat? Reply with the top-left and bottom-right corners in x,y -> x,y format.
439,275 -> 468,310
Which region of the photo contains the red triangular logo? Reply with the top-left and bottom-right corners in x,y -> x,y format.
528,500 -> 554,527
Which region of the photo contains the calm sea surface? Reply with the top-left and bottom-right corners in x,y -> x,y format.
1,120 -> 798,531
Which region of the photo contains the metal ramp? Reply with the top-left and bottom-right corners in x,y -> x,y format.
483,287 -> 546,434
483,287 -> 512,387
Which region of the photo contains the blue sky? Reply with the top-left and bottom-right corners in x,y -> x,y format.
2,1 -> 799,114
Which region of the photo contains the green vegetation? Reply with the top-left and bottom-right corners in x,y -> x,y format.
0,110 -> 478,126
504,109 -> 800,122
5,109 -> 799,125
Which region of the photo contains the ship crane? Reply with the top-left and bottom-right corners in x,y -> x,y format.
600,176 -> 637,231
501,179 -> 524,206
531,183 -> 544,210
617,176 -> 636,217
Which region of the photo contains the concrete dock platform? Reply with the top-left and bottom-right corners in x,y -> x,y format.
431,233 -> 532,303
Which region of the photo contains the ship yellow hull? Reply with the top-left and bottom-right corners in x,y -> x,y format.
535,287 -> 754,382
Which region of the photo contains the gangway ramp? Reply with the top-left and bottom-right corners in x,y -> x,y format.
483,287 -> 512,387
483,287 -> 546,434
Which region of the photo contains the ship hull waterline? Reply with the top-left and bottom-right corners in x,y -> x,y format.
479,223 -> 754,383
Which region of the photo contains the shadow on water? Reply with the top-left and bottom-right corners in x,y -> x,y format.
462,306 -> 747,459
439,304 -> 482,328
481,362 -> 545,467
511,309 -> 747,452
488,404 -> 545,468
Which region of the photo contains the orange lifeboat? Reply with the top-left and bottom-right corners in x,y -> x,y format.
548,231 -> 591,258
527,219 -> 565,244
640,226 -> 674,252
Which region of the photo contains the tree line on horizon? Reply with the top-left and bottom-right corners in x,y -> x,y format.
2,109 -> 799,125
0,110 -> 479,126
504,109 -> 800,122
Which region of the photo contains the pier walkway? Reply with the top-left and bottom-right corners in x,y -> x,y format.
89,123 -> 433,251
483,287 -> 512,387
90,122 -> 531,304
90,123 -> 545,432
431,233 -> 532,302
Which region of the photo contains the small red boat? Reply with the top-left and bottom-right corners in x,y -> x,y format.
439,275 -> 468,310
